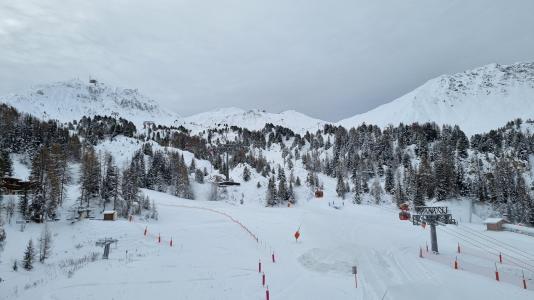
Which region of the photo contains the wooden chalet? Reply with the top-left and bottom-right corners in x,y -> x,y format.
1,177 -> 32,195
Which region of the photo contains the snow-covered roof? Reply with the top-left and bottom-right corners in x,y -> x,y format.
483,218 -> 504,224
103,210 -> 117,214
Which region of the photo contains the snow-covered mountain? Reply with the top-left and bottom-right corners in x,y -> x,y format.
182,107 -> 328,134
0,79 -> 181,128
338,62 -> 534,135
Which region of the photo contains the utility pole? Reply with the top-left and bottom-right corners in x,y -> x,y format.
412,206 -> 456,254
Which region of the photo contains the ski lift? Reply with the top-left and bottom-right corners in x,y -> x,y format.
399,211 -> 411,221
399,202 -> 410,211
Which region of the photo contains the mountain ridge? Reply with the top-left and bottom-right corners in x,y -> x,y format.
337,62 -> 534,135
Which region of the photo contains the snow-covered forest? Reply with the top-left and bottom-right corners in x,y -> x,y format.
1,66 -> 534,299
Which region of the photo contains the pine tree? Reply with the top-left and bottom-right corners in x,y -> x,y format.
384,167 -> 394,194
102,155 -> 119,210
394,178 -> 405,207
18,190 -> 29,220
0,150 -> 13,177
413,174 -> 426,207
266,176 -> 278,206
295,176 -> 301,187
288,181 -> 295,204
242,166 -> 251,182
0,223 -> 6,246
189,158 -> 196,174
278,169 -> 288,202
370,177 -> 383,204
12,260 -> 18,272
121,167 -> 139,216
38,224 -> 52,263
23,239 -> 35,270
80,146 -> 101,207
29,147 -> 50,222
336,172 -> 346,199
195,169 -> 205,183
150,200 -> 158,220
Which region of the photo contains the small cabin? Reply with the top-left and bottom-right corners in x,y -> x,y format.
315,190 -> 324,198
1,177 -> 32,195
103,210 -> 118,221
483,218 -> 506,231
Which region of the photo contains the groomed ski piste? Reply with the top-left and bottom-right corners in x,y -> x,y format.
2,185 -> 534,300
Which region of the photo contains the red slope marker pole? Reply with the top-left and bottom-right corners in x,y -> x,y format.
144,226 -> 147,236
495,263 -> 500,282
259,260 -> 262,273
272,252 -> 276,263
170,237 -> 173,247
158,233 -> 161,244
454,257 -> 459,270
499,252 -> 503,264
266,286 -> 270,300
457,242 -> 461,254
262,272 -> 266,287
522,270 -> 527,289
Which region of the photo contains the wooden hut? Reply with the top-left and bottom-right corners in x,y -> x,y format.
483,218 -> 506,231
1,177 -> 32,195
314,190 -> 324,198
103,210 -> 118,221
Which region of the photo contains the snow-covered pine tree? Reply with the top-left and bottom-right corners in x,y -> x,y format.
120,167 -> 139,217
242,166 -> 251,182
394,178 -> 405,207
28,147 -> 50,222
38,224 -> 52,263
384,167 -> 394,194
266,176 -> 277,206
102,155 -> 119,210
370,176 -> 383,204
150,200 -> 158,220
189,158 -> 196,174
18,190 -> 29,220
23,239 -> 35,270
278,168 -> 288,202
195,169 -> 204,183
336,172 -> 346,199
80,146 -> 101,207
0,150 -> 13,177
288,181 -> 295,204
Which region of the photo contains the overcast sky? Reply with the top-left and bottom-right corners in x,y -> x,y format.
1,0 -> 533,121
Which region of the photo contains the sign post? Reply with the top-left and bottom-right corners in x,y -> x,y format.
352,266 -> 358,288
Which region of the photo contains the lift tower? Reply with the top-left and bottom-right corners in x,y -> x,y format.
412,206 -> 456,254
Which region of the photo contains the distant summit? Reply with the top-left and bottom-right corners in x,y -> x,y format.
182,107 -> 328,134
338,62 -> 534,135
0,78 -> 181,128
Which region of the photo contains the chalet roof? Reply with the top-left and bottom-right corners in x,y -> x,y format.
103,210 -> 117,214
483,218 -> 505,224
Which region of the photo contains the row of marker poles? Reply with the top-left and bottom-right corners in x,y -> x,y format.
451,244 -> 528,289
259,252 -> 276,299
144,226 -> 173,247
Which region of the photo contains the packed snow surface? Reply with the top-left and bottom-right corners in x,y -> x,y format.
2,189 -> 534,300
338,62 -> 534,135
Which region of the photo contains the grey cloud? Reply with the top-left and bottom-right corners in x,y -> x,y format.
1,0 -> 533,121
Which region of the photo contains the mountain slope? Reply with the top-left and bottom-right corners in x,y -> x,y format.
0,79 -> 181,128
338,62 -> 534,135
182,107 -> 328,134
